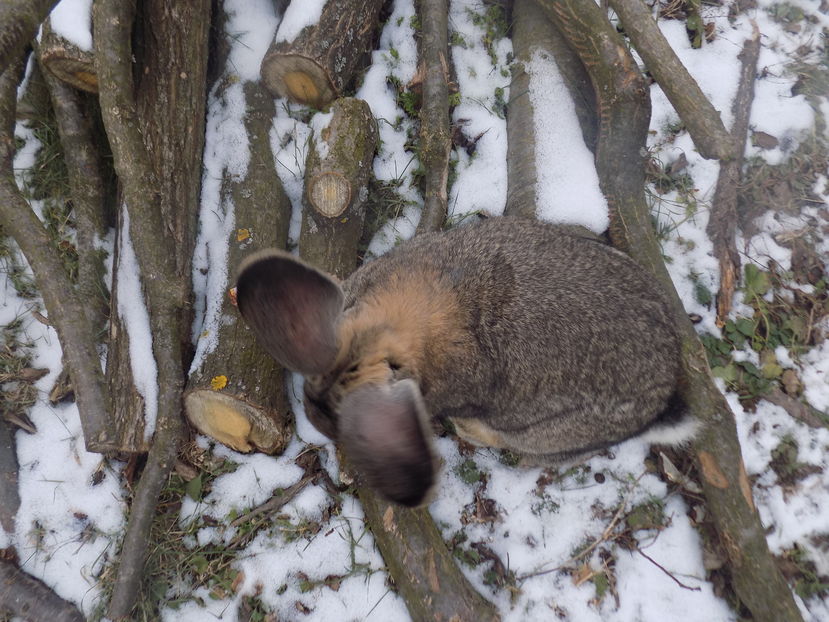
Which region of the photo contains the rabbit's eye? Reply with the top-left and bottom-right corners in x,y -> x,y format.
346,363 -> 359,374
388,360 -> 401,372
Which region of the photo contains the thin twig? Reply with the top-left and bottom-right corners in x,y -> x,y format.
636,547 -> 702,592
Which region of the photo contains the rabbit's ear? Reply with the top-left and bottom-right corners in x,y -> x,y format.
236,250 -> 343,375
339,379 -> 436,507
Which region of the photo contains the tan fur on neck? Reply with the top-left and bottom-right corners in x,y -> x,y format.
336,268 -> 464,391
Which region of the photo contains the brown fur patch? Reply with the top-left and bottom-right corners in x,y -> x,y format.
335,268 -> 466,390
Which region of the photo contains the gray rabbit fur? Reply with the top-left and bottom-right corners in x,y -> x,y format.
235,216 -> 696,507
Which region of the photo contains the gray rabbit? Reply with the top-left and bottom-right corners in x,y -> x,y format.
235,217 -> 697,507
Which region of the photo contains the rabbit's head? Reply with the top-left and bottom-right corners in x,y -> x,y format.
236,250 -> 438,507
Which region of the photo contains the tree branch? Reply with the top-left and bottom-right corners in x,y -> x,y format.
708,24 -> 761,323
608,0 -> 733,161
416,0 -> 451,233
0,62 -> 112,453
0,0 -> 58,74
537,2 -> 802,620
0,558 -> 84,622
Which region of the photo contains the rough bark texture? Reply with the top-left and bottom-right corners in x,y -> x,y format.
0,0 -> 59,73
708,25 -> 761,323
185,80 -> 293,456
0,417 -> 19,534
40,60 -> 108,336
0,558 -> 84,622
540,2 -> 802,620
360,494 -> 500,622
94,0 -> 209,615
415,0 -> 451,234
0,63 -> 113,453
39,18 -> 98,93
260,0 -> 384,108
104,217 -> 152,454
505,0 -> 598,218
608,0 -> 732,161
299,97 -> 378,279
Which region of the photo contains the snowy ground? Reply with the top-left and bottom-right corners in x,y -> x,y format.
2,0 -> 828,621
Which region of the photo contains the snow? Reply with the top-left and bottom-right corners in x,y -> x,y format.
5,0 -> 829,620
48,0 -> 93,52
275,0 -> 326,44
526,49 -> 609,233
116,206 -> 158,440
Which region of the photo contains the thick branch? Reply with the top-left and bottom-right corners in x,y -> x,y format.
540,2 -> 802,620
0,559 -> 84,622
708,25 -> 761,322
0,63 -> 112,453
39,57 -> 108,336
415,0 -> 451,234
360,494 -> 500,622
39,18 -> 98,93
608,0 -> 733,160
94,0 -> 209,615
0,0 -> 58,74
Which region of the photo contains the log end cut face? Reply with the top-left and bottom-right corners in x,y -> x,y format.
308,171 -> 352,217
184,390 -> 291,455
260,54 -> 338,108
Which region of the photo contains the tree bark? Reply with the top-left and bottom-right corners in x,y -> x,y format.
0,0 -> 58,74
39,18 -> 98,93
0,62 -> 113,454
0,558 -> 84,622
185,81 -> 293,456
539,2 -> 802,620
608,0 -> 733,161
260,0 -> 385,108
94,0 -> 209,615
505,0 -> 598,218
708,24 -> 761,323
39,58 -> 108,336
0,417 -> 19,535
299,97 -> 378,280
360,494 -> 500,622
415,0 -> 451,234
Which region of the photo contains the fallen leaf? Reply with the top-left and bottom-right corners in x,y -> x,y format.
236,228 -> 251,242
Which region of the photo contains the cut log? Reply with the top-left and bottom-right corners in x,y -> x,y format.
538,1 -> 802,619
260,0 -> 385,108
39,18 -> 97,93
185,81 -> 293,455
299,97 -> 378,280
0,558 -> 84,622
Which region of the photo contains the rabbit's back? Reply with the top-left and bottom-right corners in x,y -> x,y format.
343,217 -> 681,458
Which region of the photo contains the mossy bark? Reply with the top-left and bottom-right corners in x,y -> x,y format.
260,0 -> 384,108
299,97 -> 378,279
538,2 -> 802,620
0,417 -> 19,535
185,81 -> 293,456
